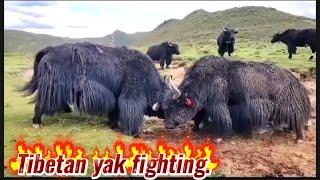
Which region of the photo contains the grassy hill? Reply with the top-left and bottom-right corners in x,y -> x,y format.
4,6 -> 316,73
5,6 -> 315,54
136,6 -> 315,46
4,29 -> 147,54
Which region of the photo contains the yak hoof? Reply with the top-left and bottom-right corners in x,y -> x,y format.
214,138 -> 223,144
295,139 -> 304,144
33,124 -> 42,129
165,65 -> 170,69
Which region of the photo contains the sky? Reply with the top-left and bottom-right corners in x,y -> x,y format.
4,1 -> 316,38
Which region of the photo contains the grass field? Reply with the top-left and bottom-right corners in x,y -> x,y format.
3,42 -> 316,176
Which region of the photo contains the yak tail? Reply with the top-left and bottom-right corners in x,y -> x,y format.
19,48 -> 50,96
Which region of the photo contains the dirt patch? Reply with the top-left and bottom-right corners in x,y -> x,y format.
144,61 -> 316,177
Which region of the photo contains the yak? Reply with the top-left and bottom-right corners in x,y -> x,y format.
217,27 -> 238,57
271,28 -> 316,60
21,42 -> 172,136
157,56 -> 310,143
146,42 -> 180,69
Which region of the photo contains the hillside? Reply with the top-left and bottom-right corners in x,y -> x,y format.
4,29 -> 147,54
137,6 -> 315,46
4,6 -> 316,54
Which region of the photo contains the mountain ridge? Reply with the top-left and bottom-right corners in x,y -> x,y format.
4,6 -> 316,53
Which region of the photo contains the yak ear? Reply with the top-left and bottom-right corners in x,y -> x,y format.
152,102 -> 160,111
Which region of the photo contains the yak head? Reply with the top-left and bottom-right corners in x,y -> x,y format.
271,33 -> 282,43
153,76 -> 197,129
221,27 -> 238,44
167,42 -> 181,55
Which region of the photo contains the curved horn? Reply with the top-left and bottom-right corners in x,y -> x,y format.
152,102 -> 160,111
168,76 -> 181,99
168,42 -> 173,46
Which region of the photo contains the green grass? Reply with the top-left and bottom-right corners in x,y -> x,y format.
137,40 -> 316,74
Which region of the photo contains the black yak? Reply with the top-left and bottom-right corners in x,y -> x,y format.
146,42 -> 180,69
159,56 -> 310,143
271,28 -> 316,60
217,27 -> 238,57
21,42 -> 171,136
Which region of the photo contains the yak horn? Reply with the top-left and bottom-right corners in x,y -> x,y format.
152,102 -> 160,111
168,76 -> 181,99
221,27 -> 227,32
168,42 -> 173,46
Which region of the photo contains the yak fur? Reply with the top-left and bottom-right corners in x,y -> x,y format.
21,42 -> 170,136
217,27 -> 238,57
161,56 -> 311,140
146,42 -> 180,69
271,28 -> 316,60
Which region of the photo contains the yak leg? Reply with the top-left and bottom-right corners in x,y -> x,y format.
192,109 -> 208,132
118,89 -> 146,137
218,47 -> 225,57
287,45 -> 296,59
309,46 -> 316,60
108,106 -> 119,129
32,102 -> 43,129
159,57 -> 165,70
295,125 -> 304,144
207,103 -> 233,139
165,57 -> 172,69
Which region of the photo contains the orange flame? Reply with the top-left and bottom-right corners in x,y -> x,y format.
8,136 -> 87,175
8,136 -> 219,175
92,136 -> 219,173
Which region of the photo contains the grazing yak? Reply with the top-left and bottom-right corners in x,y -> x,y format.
157,56 -> 310,143
22,42 -> 171,136
271,28 -> 316,60
146,42 -> 180,69
217,27 -> 238,57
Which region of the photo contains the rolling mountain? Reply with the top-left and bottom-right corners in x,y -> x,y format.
4,6 -> 315,54
4,29 -> 147,54
136,6 -> 315,46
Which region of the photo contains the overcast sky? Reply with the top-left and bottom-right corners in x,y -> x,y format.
4,1 -> 316,38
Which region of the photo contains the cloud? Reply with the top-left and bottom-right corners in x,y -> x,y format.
64,25 -> 88,29
8,19 -> 54,29
6,6 -> 44,18
4,1 -> 316,38
12,1 -> 57,7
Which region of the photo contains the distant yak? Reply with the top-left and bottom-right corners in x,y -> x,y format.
217,27 -> 238,56
159,56 -> 310,143
271,28 -> 316,60
146,42 -> 180,69
21,42 -> 171,136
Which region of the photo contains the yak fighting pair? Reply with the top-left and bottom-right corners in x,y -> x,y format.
22,42 -> 311,143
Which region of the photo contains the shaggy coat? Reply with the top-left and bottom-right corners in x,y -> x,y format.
161,56 -> 311,140
146,42 -> 180,69
22,42 -> 170,136
271,28 -> 316,60
217,28 -> 238,57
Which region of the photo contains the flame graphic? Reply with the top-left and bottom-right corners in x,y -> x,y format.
8,136 -> 87,175
8,136 -> 219,175
91,136 -> 219,173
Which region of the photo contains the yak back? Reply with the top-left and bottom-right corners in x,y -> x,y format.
37,42 -> 167,102
179,56 -> 310,120
280,28 -> 316,46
